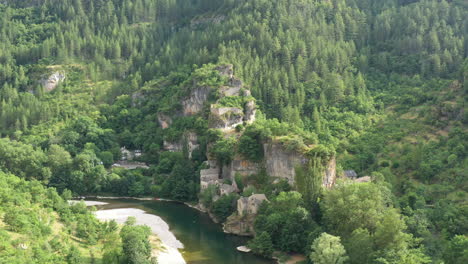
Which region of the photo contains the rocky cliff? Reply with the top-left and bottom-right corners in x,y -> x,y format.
263,142 -> 336,186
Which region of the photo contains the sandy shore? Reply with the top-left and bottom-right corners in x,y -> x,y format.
68,200 -> 109,206
94,207 -> 186,264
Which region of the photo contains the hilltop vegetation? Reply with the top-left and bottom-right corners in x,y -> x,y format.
0,0 -> 466,263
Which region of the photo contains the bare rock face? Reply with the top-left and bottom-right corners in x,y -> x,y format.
219,86 -> 241,97
157,113 -> 173,129
223,194 -> 268,236
263,143 -> 307,184
222,158 -> 259,180
244,100 -> 256,124
323,156 -> 336,188
163,140 -> 183,152
263,142 -> 337,187
41,71 -> 65,92
186,132 -> 199,159
209,106 -> 244,131
163,132 -> 199,158
182,86 -> 212,116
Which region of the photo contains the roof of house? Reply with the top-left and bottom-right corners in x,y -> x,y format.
344,170 -> 358,178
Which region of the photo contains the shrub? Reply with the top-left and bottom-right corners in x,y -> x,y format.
211,194 -> 238,222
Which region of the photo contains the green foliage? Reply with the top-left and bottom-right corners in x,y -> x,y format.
216,95 -> 254,109
444,235 -> 468,264
248,232 -> 274,258
211,194 -> 238,222
238,125 -> 265,162
295,158 -> 324,213
199,184 -> 217,208
210,136 -> 236,166
120,217 -> 155,264
0,172 -> 119,263
254,192 -> 321,253
0,1 -> 466,263
321,182 -> 429,263
310,233 -> 349,264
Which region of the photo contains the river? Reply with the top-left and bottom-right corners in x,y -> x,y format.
92,199 -> 273,264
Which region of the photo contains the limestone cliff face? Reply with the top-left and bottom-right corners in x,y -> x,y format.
182,86 -> 212,116
263,142 -> 307,184
221,158 -> 259,180
263,142 -> 337,186
208,67 -> 256,131
323,156 -> 337,188
209,106 -> 244,131
163,132 -> 199,158
244,100 -> 256,124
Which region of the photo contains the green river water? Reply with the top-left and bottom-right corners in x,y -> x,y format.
95,199 -> 273,264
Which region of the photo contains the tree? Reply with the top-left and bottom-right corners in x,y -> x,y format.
444,235 -> 468,264
211,194 -> 238,222
310,233 -> 348,264
120,217 -> 154,264
248,232 -> 274,258
345,228 -> 373,264
321,182 -> 387,237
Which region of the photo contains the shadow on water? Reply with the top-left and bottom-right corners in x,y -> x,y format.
95,199 -> 273,264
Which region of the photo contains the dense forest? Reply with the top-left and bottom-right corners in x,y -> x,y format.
0,0 -> 466,263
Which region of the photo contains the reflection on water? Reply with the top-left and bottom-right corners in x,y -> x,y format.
95,199 -> 273,264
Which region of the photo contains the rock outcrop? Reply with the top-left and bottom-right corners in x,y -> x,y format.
223,194 -> 268,236
244,100 -> 256,124
163,132 -> 199,158
221,158 -> 259,180
263,142 -> 308,184
209,106 -> 244,131
41,71 -> 65,92
263,142 -> 337,187
323,156 -> 337,188
157,113 -> 173,129
182,86 -> 212,116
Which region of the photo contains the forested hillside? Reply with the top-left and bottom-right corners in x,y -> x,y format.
0,0 -> 466,263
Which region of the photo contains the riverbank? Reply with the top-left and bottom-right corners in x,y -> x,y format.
95,208 -> 186,264
75,200 -> 186,264
74,197 -> 273,263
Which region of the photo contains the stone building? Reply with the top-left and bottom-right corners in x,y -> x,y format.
237,194 -> 268,217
